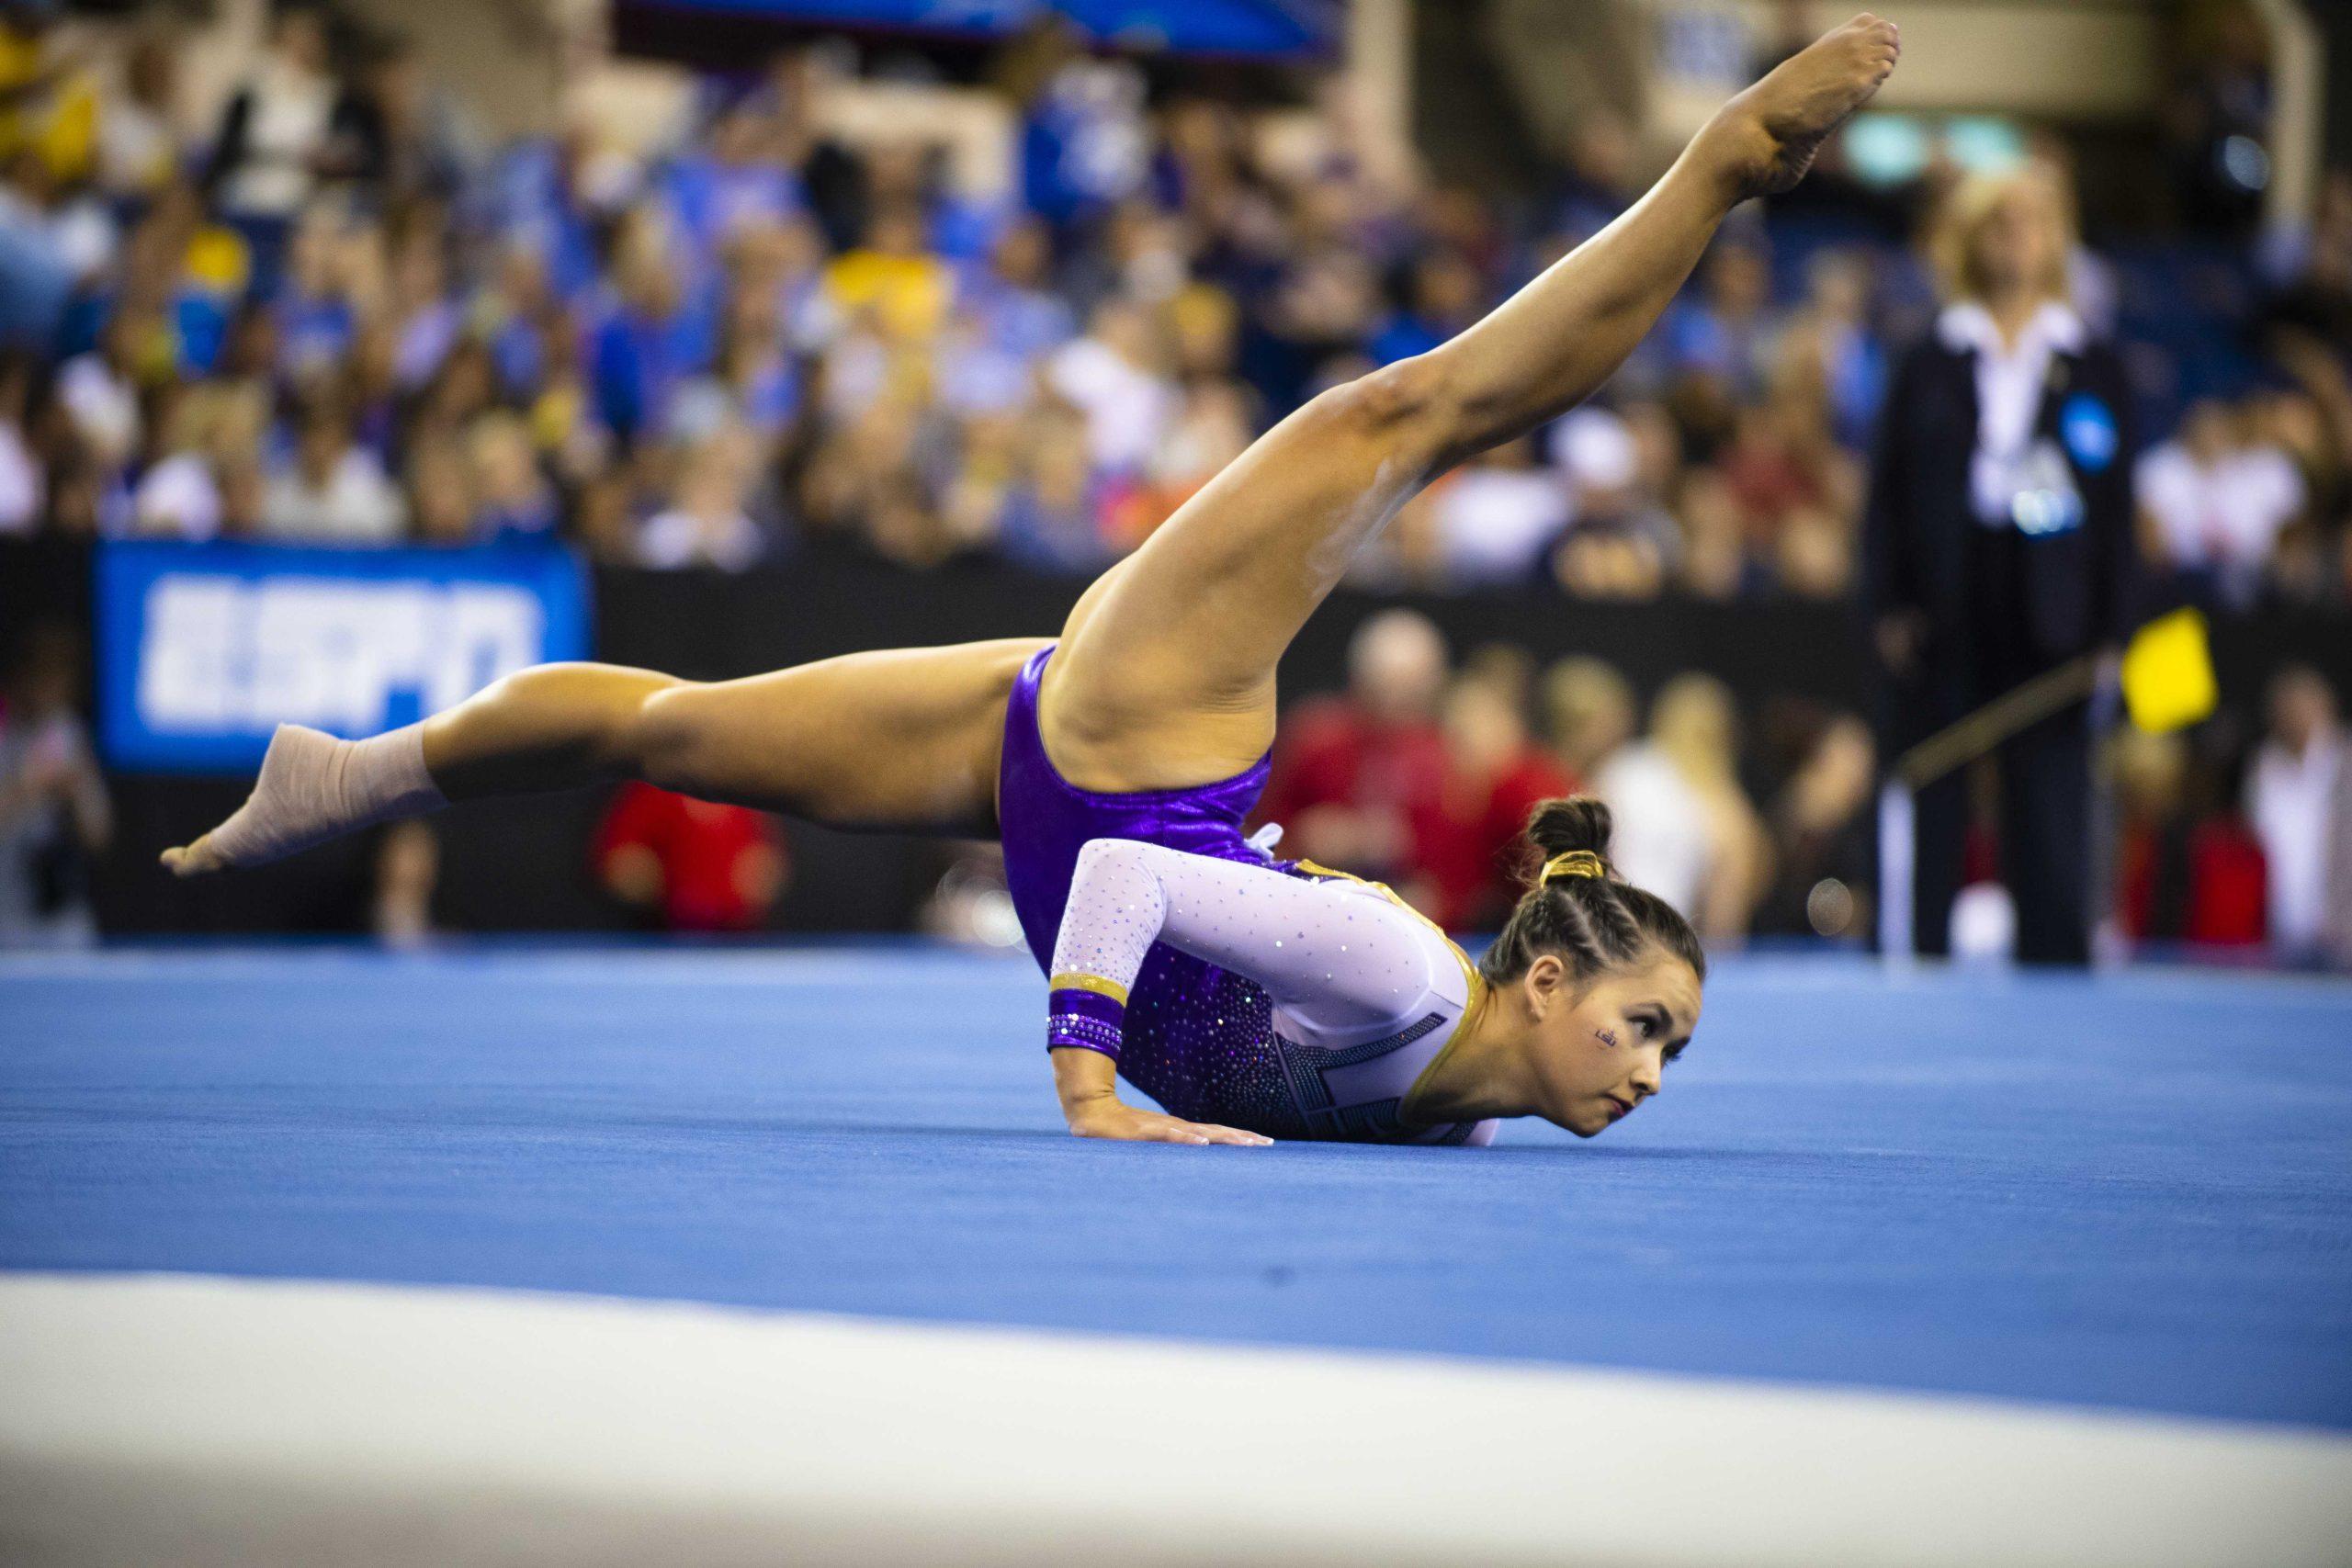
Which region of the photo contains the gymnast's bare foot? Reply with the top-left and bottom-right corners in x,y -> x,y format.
1703,12 -> 1901,200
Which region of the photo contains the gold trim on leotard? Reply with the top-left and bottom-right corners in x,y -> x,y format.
1049,972 -> 1130,1005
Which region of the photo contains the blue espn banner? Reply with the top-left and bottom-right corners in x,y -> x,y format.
95,541 -> 591,773
622,0 -> 1337,58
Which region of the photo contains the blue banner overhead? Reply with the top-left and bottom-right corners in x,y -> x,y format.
95,541 -> 591,773
624,0 -> 1338,58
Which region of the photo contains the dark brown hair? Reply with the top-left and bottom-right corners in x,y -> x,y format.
1477,797 -> 1707,989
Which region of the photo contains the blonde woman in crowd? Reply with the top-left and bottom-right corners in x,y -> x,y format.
1596,673 -> 1770,944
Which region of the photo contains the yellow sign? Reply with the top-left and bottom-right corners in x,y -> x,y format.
2120,608 -> 2218,735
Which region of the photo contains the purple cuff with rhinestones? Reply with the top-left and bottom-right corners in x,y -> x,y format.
1047,987 -> 1125,1061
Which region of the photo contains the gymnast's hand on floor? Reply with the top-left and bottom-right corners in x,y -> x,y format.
1064,1097 -> 1273,1146
1052,1045 -> 1272,1145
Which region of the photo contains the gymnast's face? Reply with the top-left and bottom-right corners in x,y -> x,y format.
1516,951 -> 1701,1137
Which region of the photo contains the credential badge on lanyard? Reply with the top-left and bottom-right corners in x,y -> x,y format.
2003,438 -> 2085,536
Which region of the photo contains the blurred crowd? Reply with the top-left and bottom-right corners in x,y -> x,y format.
1,3 -> 2346,605
2110,663 -> 2352,967
1232,608 -> 2348,965
1248,609 -> 1879,950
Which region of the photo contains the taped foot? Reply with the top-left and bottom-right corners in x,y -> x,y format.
161,723 -> 444,876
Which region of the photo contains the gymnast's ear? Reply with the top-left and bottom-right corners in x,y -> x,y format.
1520,952 -> 1568,1017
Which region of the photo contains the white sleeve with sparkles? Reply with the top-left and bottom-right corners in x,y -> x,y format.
1049,837 -> 1441,1033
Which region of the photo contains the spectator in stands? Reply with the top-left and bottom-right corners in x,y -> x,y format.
1255,609 -> 1452,905
1426,671 -> 1574,931
1663,236 -> 1776,410
2112,726 -> 2195,948
2181,733 -> 2270,949
383,217 -> 460,394
1541,656 -> 1637,786
1546,406 -> 1680,599
991,400 -> 1107,571
2161,0 -> 2273,239
1716,355 -> 1861,597
53,307 -> 146,472
129,380 -> 254,540
1046,298 -> 1173,479
2239,385 -> 2345,606
206,6 -> 342,293
96,28 -> 181,204
822,197 -> 952,347
0,350 -> 38,533
1783,249 -> 1887,450
585,209 -> 704,446
1591,682 -> 1711,927
2263,168 -> 2352,351
960,214 -> 1075,364
0,145 -> 74,352
1597,672 -> 1770,943
1107,376 -> 1252,551
594,781 -> 787,934
2248,666 -> 2342,964
1427,436 -> 1568,587
661,96 -> 802,276
0,621 -> 108,949
337,37 -> 466,207
372,820 -> 438,947
2109,725 -> 2267,952
2136,398 -> 2306,610
465,412 -> 560,545
637,420 -> 766,570
274,204 -> 363,386
671,285 -> 798,445
1370,249 -> 1487,366
403,431 -> 474,547
1018,51 -> 1148,234
261,396 -> 404,543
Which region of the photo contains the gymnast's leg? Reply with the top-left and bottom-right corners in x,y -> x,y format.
1040,15 -> 1898,791
163,639 -> 1050,874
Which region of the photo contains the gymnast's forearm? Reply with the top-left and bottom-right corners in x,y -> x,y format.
1425,139 -> 1739,459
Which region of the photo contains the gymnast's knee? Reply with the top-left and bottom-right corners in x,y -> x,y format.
620,680 -> 710,788
1317,353 -> 1468,459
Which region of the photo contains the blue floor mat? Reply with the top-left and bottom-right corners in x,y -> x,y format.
5,947 -> 2348,1430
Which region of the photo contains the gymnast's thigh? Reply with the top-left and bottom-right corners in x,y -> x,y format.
635,638 -> 1050,837
1036,367 -> 1452,795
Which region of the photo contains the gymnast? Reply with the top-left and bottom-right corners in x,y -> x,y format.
165,16 -> 1900,1145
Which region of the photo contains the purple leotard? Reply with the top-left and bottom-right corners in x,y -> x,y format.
998,645 -> 1482,1143
999,646 -> 1294,1128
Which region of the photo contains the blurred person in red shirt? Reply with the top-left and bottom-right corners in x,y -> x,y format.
594,783 -> 788,933
2111,727 -> 2267,951
1253,609 -> 1451,907
1424,673 -> 1576,931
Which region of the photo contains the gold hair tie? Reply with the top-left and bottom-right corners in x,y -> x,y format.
1541,851 -> 1608,885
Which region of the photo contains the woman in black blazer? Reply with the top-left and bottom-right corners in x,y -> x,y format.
1864,168 -> 2138,965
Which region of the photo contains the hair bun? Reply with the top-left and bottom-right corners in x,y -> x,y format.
1525,796 -> 1613,863
1523,797 -> 1616,889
